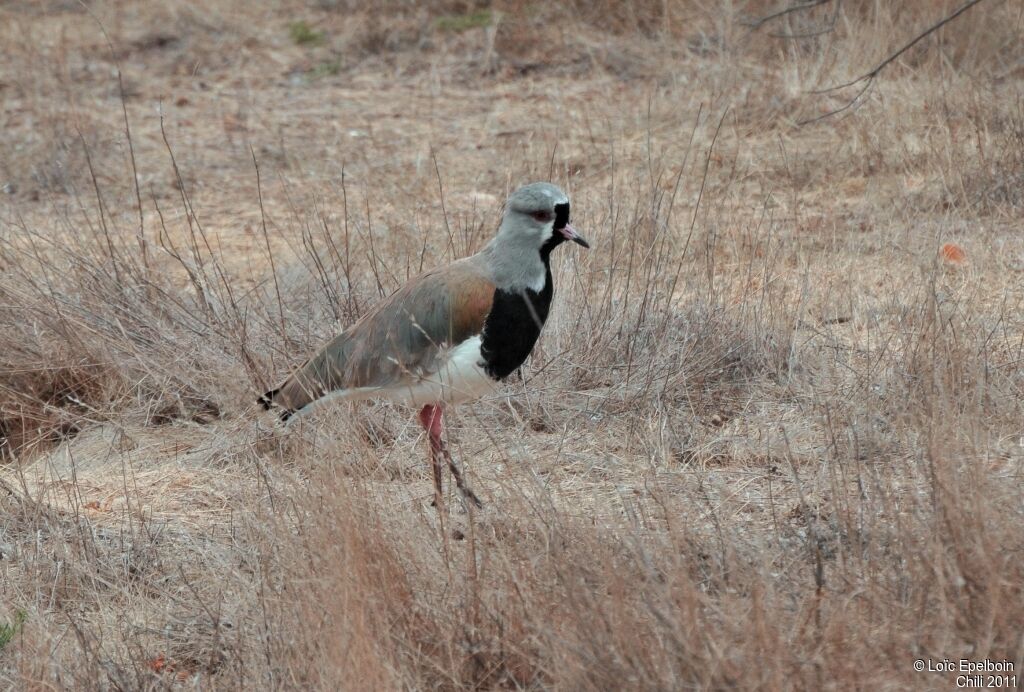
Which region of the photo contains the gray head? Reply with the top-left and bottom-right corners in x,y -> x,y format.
485,182 -> 589,291
500,182 -> 589,253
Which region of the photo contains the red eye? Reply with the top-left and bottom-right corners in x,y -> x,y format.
530,211 -> 553,223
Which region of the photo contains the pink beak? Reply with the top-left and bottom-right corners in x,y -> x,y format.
559,223 -> 590,248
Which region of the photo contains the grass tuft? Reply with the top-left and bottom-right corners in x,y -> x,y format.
288,20 -> 325,46
0,611 -> 26,651
434,9 -> 492,32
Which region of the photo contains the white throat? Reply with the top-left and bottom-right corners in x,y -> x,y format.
484,224 -> 549,292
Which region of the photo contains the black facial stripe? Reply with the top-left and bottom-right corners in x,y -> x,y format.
554,202 -> 570,230
480,274 -> 553,381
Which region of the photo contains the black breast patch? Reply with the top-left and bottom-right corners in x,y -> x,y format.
479,269 -> 553,381
553,202 -> 569,230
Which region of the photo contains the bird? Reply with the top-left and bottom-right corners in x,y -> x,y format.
257,182 -> 588,508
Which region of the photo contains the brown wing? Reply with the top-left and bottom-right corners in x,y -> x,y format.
260,258 -> 495,417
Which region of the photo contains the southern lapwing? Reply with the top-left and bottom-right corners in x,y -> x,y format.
258,182 -> 588,507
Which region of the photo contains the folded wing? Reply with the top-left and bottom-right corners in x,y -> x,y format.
259,259 -> 495,419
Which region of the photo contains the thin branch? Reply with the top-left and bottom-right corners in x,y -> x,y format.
800,0 -> 994,125
825,0 -> 991,93
76,0 -> 149,274
251,146 -> 289,349
431,146 -> 455,261
743,0 -> 834,30
798,78 -> 874,126
768,0 -> 841,39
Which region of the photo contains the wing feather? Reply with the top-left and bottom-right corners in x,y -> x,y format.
260,259 -> 495,417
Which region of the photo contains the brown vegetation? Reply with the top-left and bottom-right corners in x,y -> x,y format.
1,0 -> 1022,688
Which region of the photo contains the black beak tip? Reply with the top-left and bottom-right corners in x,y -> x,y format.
573,236 -> 591,249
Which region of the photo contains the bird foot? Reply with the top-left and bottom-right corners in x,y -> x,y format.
443,451 -> 483,509
430,488 -> 483,511
458,485 -> 484,509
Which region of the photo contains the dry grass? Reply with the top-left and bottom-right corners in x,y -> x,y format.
1,0 -> 1023,688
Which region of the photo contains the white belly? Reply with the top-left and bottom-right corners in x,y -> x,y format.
382,335 -> 496,407
289,336 -> 496,419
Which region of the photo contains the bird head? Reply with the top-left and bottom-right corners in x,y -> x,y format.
501,182 -> 589,256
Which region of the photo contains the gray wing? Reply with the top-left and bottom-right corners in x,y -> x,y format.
260,258 -> 495,416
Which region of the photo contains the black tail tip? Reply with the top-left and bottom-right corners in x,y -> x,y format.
257,388 -> 294,422
257,388 -> 278,411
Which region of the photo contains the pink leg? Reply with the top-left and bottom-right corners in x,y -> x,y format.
418,404 -> 445,506
417,404 -> 482,509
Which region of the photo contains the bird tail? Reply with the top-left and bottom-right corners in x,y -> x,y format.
257,371 -> 322,422
257,333 -> 353,421
257,385 -> 293,422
